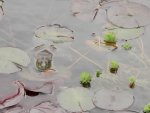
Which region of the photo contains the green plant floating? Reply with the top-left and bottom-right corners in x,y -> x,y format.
143,103 -> 150,113
123,42 -> 132,50
80,72 -> 92,88
96,70 -> 102,77
129,76 -> 136,89
109,60 -> 119,74
103,32 -> 117,44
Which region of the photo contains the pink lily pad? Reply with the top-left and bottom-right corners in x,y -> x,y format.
3,106 -> 25,113
18,70 -> 64,94
0,80 -> 25,110
29,101 -> 67,113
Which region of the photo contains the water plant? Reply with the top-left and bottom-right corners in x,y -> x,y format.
96,70 -> 102,77
143,103 -> 150,113
80,72 -> 92,88
103,32 -> 117,44
123,41 -> 132,50
0,47 -> 30,74
109,60 -> 119,74
129,76 -> 136,89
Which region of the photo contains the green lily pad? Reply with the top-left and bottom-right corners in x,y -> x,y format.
33,24 -> 74,44
104,24 -> 144,40
0,47 -> 30,74
93,89 -> 134,110
57,87 -> 95,112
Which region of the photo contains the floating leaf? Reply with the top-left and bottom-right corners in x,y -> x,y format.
4,106 -> 25,113
30,101 -> 67,113
0,81 -> 25,109
0,47 -> 30,74
104,24 -> 144,40
71,0 -> 125,22
57,87 -> 95,112
33,24 -> 74,44
107,2 -> 150,28
19,69 -> 64,94
114,111 -> 138,113
93,89 -> 134,110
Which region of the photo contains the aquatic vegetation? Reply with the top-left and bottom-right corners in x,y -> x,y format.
107,2 -> 150,28
96,70 -> 102,77
93,89 -> 134,110
19,69 -> 64,94
0,81 -> 25,109
104,23 -> 144,40
1,0 -> 150,112
33,24 -> 74,44
129,76 -> 136,89
30,101 -> 67,113
35,50 -> 53,72
57,87 -> 95,112
80,72 -> 92,88
109,60 -> 119,73
123,42 -> 132,50
71,0 -> 125,22
143,103 -> 150,113
3,106 -> 25,113
0,47 -> 30,74
103,32 -> 117,44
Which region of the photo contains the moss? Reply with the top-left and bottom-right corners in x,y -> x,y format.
96,70 -> 102,77
109,60 -> 119,74
143,103 -> 150,113
129,76 -> 136,88
123,42 -> 132,50
104,32 -> 117,44
80,72 -> 92,88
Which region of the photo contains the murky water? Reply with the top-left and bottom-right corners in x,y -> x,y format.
0,0 -> 150,113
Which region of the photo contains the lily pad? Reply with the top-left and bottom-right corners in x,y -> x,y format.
30,101 -> 67,113
0,81 -> 25,109
71,0 -> 125,22
33,24 -> 74,44
0,47 -> 30,74
107,2 -> 150,28
57,87 -> 95,112
114,111 -> 138,113
4,106 -> 25,113
19,70 -> 64,94
104,24 -> 144,40
93,89 -> 134,111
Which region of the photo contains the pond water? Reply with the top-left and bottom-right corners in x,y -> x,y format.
0,0 -> 150,113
